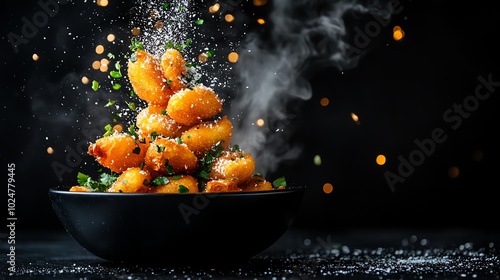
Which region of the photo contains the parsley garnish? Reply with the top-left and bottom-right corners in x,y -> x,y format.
196,142 -> 223,180
130,38 -> 144,52
77,172 -> 118,192
178,185 -> 189,193
205,50 -> 215,58
127,124 -> 139,139
126,101 -> 136,111
152,176 -> 170,186
272,176 -> 287,188
109,62 -> 122,78
165,159 -> 175,175
103,124 -> 114,136
104,100 -> 116,107
112,83 -> 121,90
156,145 -> 166,152
150,131 -> 159,141
91,80 -> 99,91
165,38 -> 192,52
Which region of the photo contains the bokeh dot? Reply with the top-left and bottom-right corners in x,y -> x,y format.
448,166 -> 460,178
95,45 -> 104,55
228,52 -> 239,63
376,155 -> 386,165
323,183 -> 333,194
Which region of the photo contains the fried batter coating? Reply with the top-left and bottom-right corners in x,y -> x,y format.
181,116 -> 233,158
160,48 -> 188,93
148,174 -> 199,193
209,150 -> 256,185
239,174 -> 274,191
136,105 -> 189,140
166,85 -> 223,126
204,179 -> 242,193
144,137 -> 198,175
128,49 -> 174,106
107,167 -> 151,193
87,133 -> 148,173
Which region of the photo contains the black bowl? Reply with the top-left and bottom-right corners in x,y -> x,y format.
48,187 -> 305,264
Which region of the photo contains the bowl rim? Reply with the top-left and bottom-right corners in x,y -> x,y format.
48,185 -> 306,197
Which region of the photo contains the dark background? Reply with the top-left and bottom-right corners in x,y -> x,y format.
1,0 -> 499,233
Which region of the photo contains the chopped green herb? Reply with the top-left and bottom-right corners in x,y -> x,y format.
107,53 -> 115,59
165,38 -> 192,52
272,176 -> 287,188
103,124 -> 113,136
77,172 -> 118,192
195,142 -> 223,180
162,3 -> 169,9
152,176 -> 170,186
77,172 -> 90,186
104,100 -> 116,107
231,144 -> 240,152
206,50 -> 215,58
112,83 -> 122,90
130,38 -> 144,52
156,145 -> 166,152
100,172 -> 118,186
127,124 -> 139,139
126,101 -> 136,111
165,159 -> 175,175
110,70 -> 122,79
178,185 -> 189,193
150,131 -> 159,141
91,80 -> 99,91
196,170 -> 210,180
171,175 -> 181,180
195,19 -> 204,25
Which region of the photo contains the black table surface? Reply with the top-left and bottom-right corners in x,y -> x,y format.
2,226 -> 499,280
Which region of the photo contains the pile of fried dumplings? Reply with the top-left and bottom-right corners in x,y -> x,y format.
70,45 -> 285,194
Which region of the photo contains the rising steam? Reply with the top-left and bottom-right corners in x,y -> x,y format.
229,0 -> 387,176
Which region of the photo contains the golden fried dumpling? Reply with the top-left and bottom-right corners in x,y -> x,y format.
239,174 -> 274,191
148,174 -> 199,193
136,105 -> 189,140
144,137 -> 198,175
87,133 -> 148,173
107,167 -> 151,193
166,85 -> 223,126
181,116 -> 233,158
204,179 -> 241,193
128,49 -> 174,106
209,150 -> 256,185
160,48 -> 188,93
